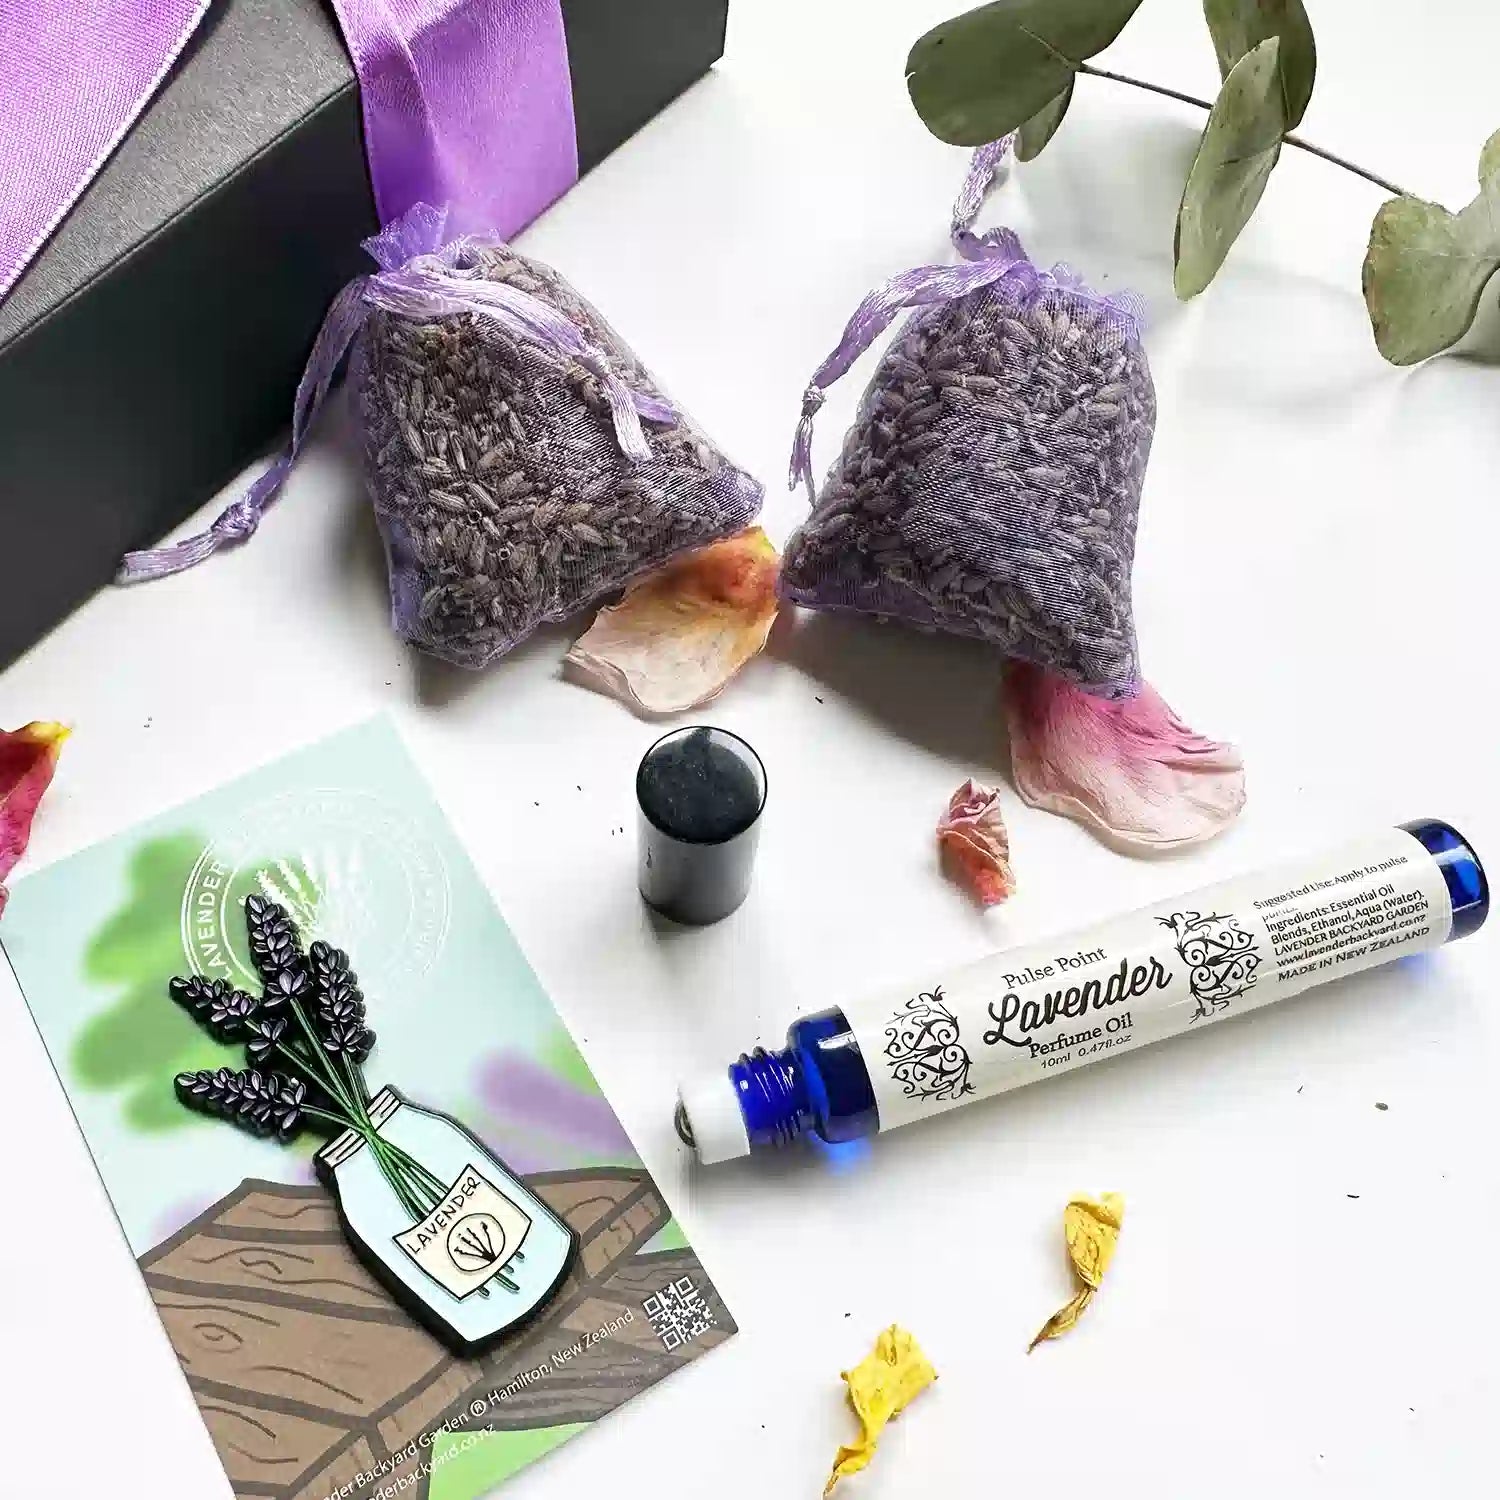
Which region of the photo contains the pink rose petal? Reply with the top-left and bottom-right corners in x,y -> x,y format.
0,721 -> 69,917
937,778 -> 1017,906
1003,663 -> 1245,853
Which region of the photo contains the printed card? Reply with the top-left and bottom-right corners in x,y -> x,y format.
1,719 -> 733,1500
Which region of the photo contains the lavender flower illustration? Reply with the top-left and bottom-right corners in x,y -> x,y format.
170,894 -> 515,1294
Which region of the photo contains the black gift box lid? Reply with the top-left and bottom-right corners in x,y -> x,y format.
0,0 -> 728,669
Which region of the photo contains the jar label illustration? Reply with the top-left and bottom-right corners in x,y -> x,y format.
395,1163 -> 534,1301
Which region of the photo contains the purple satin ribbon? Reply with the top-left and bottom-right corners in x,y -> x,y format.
329,0 -> 578,238
0,0 -> 578,307
117,203 -> 676,582
0,0 -> 211,301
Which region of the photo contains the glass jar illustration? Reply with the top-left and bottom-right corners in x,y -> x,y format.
316,1087 -> 577,1354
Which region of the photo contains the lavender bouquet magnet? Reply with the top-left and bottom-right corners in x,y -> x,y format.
171,893 -> 576,1355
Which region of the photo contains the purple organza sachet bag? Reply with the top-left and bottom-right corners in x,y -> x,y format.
784,143 -> 1154,698
121,205 -> 763,668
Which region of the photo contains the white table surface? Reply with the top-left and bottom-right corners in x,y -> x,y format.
3,2 -> 1498,1494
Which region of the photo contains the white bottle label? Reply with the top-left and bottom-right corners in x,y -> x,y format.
856,829 -> 1452,1131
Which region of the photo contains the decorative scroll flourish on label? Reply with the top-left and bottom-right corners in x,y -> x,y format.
883,987 -> 976,1103
1157,910 -> 1261,1020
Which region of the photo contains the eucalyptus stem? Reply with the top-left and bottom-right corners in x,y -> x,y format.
1075,62 -> 1413,199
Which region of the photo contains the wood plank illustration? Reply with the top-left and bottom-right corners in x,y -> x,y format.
140,1171 -> 733,1500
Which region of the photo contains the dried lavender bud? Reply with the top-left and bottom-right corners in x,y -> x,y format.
244,894 -> 306,983
168,975 -> 260,1042
245,1013 -> 289,1066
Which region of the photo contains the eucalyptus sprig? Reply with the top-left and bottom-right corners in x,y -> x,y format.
906,0 -> 1500,364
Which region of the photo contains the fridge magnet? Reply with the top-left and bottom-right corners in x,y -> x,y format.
1,719 -> 735,1500
170,894 -> 578,1354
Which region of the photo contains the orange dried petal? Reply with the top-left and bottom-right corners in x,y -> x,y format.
566,528 -> 779,716
937,779 -> 1016,906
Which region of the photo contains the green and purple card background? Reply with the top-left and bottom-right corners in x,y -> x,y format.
1,719 -> 731,1499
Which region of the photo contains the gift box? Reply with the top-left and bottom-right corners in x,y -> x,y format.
0,0 -> 729,669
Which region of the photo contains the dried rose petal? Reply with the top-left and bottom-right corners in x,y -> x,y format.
1004,662 -> 1245,852
565,528 -> 779,716
0,721 -> 69,917
937,778 -> 1016,906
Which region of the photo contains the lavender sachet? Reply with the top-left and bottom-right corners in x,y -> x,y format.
784,156 -> 1154,699
120,204 -> 763,670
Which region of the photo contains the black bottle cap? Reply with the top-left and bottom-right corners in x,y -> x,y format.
636,726 -> 766,926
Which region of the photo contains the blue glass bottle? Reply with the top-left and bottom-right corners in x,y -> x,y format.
677,821 -> 1487,1164
1402,818 -> 1488,939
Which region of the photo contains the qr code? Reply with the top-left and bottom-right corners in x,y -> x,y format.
643,1276 -> 716,1352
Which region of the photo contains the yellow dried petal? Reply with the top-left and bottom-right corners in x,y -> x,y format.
825,1325 -> 936,1497
1029,1192 -> 1124,1352
565,527 -> 780,716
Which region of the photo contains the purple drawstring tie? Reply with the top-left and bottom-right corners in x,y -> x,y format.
788,137 -> 1146,501
118,203 -> 676,583
787,237 -> 1033,501
949,134 -> 1014,257
789,136 -> 1022,501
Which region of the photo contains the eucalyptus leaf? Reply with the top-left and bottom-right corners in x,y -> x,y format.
1480,129 -> 1500,184
1174,38 -> 1287,298
1204,0 -> 1316,129
1017,81 -> 1075,162
907,0 -> 1146,148
1362,129 -> 1500,364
